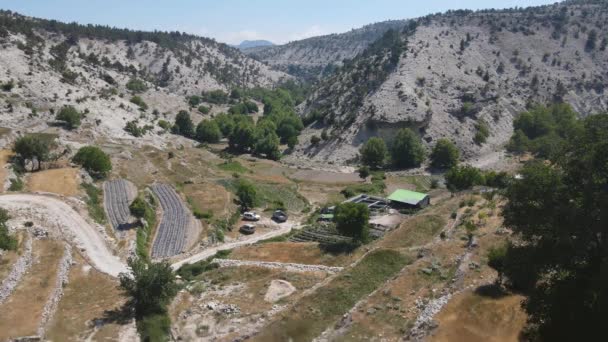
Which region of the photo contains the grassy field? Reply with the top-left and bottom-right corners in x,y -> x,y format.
81,183 -> 106,224
253,249 -> 413,342
217,178 -> 309,212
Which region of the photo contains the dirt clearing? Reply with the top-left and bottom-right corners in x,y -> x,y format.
430,290 -> 527,342
0,239 -> 64,340
46,253 -> 125,342
231,242 -> 360,267
26,168 -> 81,196
291,169 -> 363,184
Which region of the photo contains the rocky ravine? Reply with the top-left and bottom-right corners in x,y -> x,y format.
290,1 -> 608,167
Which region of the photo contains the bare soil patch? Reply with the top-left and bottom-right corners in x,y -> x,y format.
430,290 -> 526,342
46,253 -> 125,342
183,182 -> 233,219
0,239 -> 64,340
230,242 -> 360,267
291,169 -> 363,184
26,168 -> 81,196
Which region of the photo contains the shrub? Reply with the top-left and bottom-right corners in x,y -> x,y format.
130,197 -> 147,218
474,120 -> 490,145
130,96 -> 148,110
0,208 -> 17,251
124,120 -> 144,137
172,110 -> 194,138
236,179 -> 257,209
197,105 -> 210,114
56,106 -> 82,130
73,146 -> 112,178
157,120 -> 171,130
126,78 -> 148,93
445,165 -> 484,191
310,135 -> 321,145
12,135 -> 50,171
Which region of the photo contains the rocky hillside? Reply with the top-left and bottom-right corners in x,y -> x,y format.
244,20 -> 408,80
0,10 -> 288,145
288,0 -> 608,168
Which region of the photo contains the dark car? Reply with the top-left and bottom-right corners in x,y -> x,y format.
239,224 -> 256,235
272,210 -> 288,223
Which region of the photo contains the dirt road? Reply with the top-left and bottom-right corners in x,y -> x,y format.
0,194 -> 127,277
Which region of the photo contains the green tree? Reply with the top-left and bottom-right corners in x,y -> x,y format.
73,146 -> 112,178
254,130 -> 281,160
487,243 -> 508,285
360,137 -> 387,169
445,165 -> 484,191
196,120 -> 221,143
390,128 -> 425,168
506,129 -> 530,155
430,139 -> 459,169
130,96 -> 148,110
56,105 -> 82,130
228,121 -> 255,152
358,165 -> 370,179
118,258 -> 178,334
172,110 -> 194,138
498,114 -> 608,340
12,135 -> 50,171
334,202 -> 370,243
236,180 -> 257,209
126,78 -> 147,93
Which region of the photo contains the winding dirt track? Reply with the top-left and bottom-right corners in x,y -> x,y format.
0,194 -> 127,277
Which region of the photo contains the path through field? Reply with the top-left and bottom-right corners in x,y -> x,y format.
0,194 -> 127,277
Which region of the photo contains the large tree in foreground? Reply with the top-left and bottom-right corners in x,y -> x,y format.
360,137 -> 387,169
73,146 -> 112,178
498,113 -> 608,341
430,138 -> 459,169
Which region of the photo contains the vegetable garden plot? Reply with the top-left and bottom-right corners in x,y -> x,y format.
150,183 -> 192,258
103,179 -> 136,231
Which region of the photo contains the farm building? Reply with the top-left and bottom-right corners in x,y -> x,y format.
387,189 -> 430,209
343,194 -> 390,211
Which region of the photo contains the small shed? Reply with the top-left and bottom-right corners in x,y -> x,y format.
387,189 -> 430,209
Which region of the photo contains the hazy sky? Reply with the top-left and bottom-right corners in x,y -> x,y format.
0,0 -> 559,44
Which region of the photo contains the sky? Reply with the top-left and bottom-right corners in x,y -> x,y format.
0,0 -> 559,45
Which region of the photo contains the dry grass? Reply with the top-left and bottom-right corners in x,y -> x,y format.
230,242 -> 360,267
26,168 -> 81,196
0,239 -> 64,340
46,253 -> 125,342
430,290 -> 527,342
183,182 -> 233,219
0,149 -> 13,192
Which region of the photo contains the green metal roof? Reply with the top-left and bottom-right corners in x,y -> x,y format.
320,214 -> 334,220
387,189 -> 428,205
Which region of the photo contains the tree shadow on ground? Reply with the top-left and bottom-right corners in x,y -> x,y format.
318,241 -> 359,255
474,283 -> 510,299
96,302 -> 133,326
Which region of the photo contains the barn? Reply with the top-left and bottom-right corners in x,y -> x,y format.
387,189 -> 430,209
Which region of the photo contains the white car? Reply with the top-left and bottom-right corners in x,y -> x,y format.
242,211 -> 260,221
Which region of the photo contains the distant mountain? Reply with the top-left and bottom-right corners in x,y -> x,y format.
236,40 -> 274,50
243,20 -> 408,80
287,1 -> 608,167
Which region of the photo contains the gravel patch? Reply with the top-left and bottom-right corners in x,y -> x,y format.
212,258 -> 343,274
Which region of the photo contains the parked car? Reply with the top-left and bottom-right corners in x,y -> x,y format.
239,224 -> 256,235
242,211 -> 260,221
272,210 -> 288,223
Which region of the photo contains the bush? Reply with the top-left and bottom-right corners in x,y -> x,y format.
1,79 -> 15,92
73,146 -> 112,178
360,137 -> 387,169
358,165 -> 370,179
56,106 -> 82,130
126,78 -> 148,93
310,135 -> 321,145
391,128 -> 425,168
0,208 -> 17,251
124,120 -> 144,137
236,179 -> 257,209
430,139 -> 459,169
474,120 -> 490,145
130,197 -> 147,218
445,165 -> 484,191
157,120 -> 171,130
130,96 -> 148,110
197,105 -> 210,114
8,177 -> 24,191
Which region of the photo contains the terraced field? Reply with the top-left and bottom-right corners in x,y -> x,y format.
151,183 -> 192,258
103,179 -> 137,231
